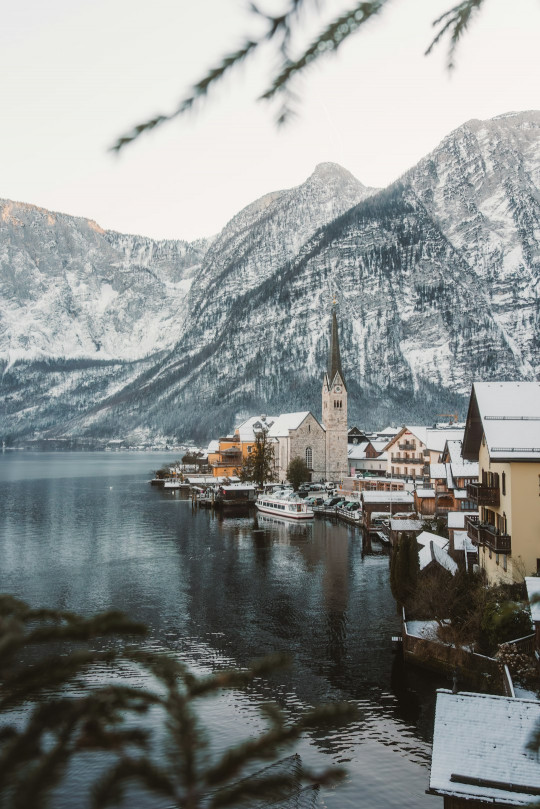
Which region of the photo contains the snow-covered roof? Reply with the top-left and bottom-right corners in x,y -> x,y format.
445,439 -> 463,464
207,440 -> 219,453
417,531 -> 449,549
453,531 -> 475,552
455,489 -> 468,499
348,446 -> 367,460
466,382 -> 540,462
235,415 -> 277,442
390,519 -> 422,532
430,690 -> 540,805
415,488 -> 435,498
447,510 -> 477,528
268,412 -> 312,437
525,577 -> 540,623
451,463 -> 479,478
378,425 -> 399,436
370,439 -> 389,452
220,483 -> 257,491
361,492 -> 414,504
430,463 -> 447,479
416,531 -> 456,573
398,426 -> 465,452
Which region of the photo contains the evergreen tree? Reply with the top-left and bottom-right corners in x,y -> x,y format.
237,430 -> 275,488
0,595 -> 355,809
286,457 -> 311,491
389,534 -> 419,609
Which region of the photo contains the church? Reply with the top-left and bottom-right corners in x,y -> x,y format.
270,307 -> 349,483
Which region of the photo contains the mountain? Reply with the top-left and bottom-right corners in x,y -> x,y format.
1,113 -> 539,444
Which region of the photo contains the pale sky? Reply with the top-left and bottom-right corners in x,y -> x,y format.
2,0 -> 540,241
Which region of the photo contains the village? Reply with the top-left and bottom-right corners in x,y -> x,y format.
153,309 -> 540,809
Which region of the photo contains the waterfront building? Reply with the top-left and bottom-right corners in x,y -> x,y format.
462,381 -> 540,584
429,690 -> 540,808
268,411 -> 326,483
208,415 -> 278,478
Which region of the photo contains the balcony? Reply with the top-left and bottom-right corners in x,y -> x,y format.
391,456 -> 425,464
398,442 -> 416,451
480,524 -> 512,554
467,482 -> 500,507
465,514 -> 480,544
465,515 -> 511,553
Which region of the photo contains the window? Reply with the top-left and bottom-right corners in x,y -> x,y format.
502,472 -> 506,496
503,555 -> 507,572
247,445 -> 252,453
306,447 -> 313,470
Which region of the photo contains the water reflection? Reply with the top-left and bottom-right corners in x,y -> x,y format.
0,453 -> 444,807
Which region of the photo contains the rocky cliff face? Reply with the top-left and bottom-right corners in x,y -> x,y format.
1,113 -> 539,443
0,201 -> 208,365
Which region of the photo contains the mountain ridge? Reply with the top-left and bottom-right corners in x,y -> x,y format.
1,113 -> 539,443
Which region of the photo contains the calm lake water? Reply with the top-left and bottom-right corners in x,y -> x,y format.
0,452 -> 444,808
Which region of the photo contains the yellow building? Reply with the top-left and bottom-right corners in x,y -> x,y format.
462,381 -> 540,584
207,416 -> 277,478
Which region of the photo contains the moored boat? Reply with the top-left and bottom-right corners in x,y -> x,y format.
255,493 -> 314,520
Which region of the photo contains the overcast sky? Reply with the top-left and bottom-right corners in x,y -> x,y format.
2,0 -> 540,241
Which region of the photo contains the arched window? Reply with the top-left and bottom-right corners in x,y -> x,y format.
305,447 -> 313,469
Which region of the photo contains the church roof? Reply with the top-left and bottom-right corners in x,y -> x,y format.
268,411 -> 319,437
327,308 -> 346,389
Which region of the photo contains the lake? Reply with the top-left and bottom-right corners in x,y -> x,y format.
0,452 -> 444,808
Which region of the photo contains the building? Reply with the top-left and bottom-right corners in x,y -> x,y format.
208,415 -> 277,478
429,689 -> 540,808
207,308 -> 349,485
462,381 -> 540,584
385,425 -> 466,481
321,307 -> 348,481
429,438 -> 478,516
269,411 -> 326,483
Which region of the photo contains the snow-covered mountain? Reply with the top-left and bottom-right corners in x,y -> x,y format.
1,112 -> 539,443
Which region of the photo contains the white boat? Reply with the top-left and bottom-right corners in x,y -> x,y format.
256,493 -> 314,520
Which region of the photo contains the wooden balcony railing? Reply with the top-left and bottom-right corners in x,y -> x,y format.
398,442 -> 416,451
391,456 -> 424,464
467,482 -> 500,507
480,524 -> 512,554
465,514 -> 480,544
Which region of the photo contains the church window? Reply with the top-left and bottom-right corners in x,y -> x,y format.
306,447 -> 313,469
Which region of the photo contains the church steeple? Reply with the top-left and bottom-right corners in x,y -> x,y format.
322,304 -> 348,481
327,308 -> 346,390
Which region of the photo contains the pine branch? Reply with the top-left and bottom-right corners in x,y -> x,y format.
426,0 -> 486,69
91,757 -> 177,809
110,39 -> 258,152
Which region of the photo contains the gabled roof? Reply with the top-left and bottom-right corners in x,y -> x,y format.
387,426 -> 465,453
268,411 -> 318,437
235,415 -> 278,443
463,382 -> 540,462
430,690 -> 540,805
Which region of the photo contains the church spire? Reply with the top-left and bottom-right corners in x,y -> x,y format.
327,307 -> 346,389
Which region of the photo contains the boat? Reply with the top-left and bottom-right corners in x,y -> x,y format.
255,492 -> 314,520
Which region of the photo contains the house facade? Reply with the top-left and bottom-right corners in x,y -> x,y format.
462,382 -> 540,585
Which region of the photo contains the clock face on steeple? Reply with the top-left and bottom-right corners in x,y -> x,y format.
334,384 -> 342,393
